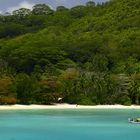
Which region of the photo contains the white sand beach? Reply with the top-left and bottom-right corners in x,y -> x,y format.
0,104 -> 140,110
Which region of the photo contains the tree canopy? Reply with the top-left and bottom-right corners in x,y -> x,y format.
0,0 -> 139,105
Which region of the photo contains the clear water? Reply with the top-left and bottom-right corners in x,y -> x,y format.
0,109 -> 140,140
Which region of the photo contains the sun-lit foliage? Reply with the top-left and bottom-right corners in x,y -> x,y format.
0,0 -> 139,105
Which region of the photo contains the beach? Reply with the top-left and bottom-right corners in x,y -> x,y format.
0,104 -> 140,110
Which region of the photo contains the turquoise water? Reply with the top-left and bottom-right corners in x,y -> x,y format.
0,109 -> 140,140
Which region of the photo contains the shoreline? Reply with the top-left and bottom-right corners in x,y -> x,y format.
0,104 -> 140,110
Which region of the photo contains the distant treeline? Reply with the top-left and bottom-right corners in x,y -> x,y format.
0,0 -> 140,105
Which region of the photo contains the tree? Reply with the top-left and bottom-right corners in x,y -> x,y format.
12,8 -> 31,19
3,12 -> 11,16
86,1 -> 96,7
129,73 -> 140,105
91,54 -> 108,72
56,6 -> 68,12
36,75 -> 62,104
60,68 -> 79,99
0,23 -> 26,38
15,74 -> 37,104
32,4 -> 53,15
91,73 -> 107,104
0,76 -> 15,97
0,0 -> 139,105
26,15 -> 46,28
113,74 -> 132,105
70,5 -> 86,18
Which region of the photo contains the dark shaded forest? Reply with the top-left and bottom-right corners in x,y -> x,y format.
0,0 -> 139,105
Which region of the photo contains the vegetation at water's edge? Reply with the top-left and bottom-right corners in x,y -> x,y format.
0,0 -> 140,105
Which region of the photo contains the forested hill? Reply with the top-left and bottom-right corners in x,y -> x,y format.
0,0 -> 139,105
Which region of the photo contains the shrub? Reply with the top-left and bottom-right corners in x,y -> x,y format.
35,93 -> 61,105
78,96 -> 95,105
0,96 -> 17,105
118,95 -> 132,106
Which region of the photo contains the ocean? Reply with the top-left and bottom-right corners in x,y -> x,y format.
0,109 -> 140,140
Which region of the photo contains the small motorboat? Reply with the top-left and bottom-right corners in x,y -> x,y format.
128,118 -> 140,124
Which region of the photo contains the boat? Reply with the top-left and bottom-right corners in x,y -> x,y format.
128,118 -> 140,124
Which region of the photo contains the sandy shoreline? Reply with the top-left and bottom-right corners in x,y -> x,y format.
0,104 -> 140,110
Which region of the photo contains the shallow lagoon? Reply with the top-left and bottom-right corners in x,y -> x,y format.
0,109 -> 140,140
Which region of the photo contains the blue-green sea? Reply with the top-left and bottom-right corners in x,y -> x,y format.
0,109 -> 140,140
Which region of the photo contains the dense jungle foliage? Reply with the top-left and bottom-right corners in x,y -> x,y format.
0,0 -> 140,105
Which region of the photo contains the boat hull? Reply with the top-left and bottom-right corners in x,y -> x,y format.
128,118 -> 140,124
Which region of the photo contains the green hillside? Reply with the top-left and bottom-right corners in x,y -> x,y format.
0,0 -> 139,105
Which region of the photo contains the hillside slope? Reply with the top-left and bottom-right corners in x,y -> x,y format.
0,0 -> 140,105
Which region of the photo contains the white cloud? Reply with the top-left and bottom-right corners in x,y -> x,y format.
7,1 -> 34,13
